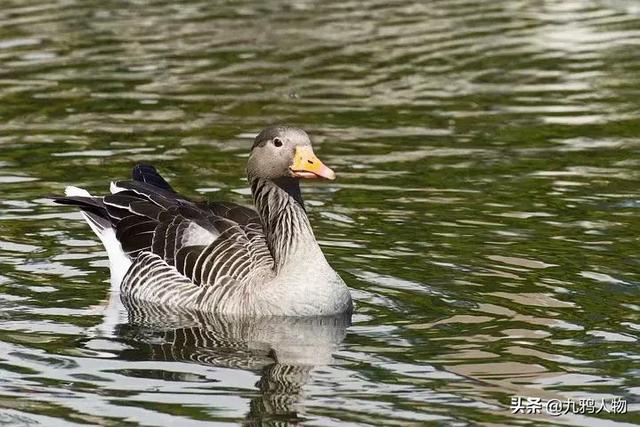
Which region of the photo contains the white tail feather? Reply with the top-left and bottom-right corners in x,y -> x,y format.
65,186 -> 91,197
110,181 -> 126,194
80,212 -> 131,290
67,185 -> 132,289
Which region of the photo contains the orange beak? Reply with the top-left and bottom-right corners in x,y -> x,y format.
290,146 -> 336,180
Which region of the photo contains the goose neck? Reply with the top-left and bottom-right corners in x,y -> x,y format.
250,177 -> 321,271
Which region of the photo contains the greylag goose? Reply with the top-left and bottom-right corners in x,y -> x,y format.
55,126 -> 353,316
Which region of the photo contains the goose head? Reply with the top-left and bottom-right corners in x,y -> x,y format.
247,126 -> 335,181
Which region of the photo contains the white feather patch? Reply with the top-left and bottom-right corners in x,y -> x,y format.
110,181 -> 126,194
80,212 -> 132,290
181,222 -> 218,246
65,185 -> 132,288
65,186 -> 92,197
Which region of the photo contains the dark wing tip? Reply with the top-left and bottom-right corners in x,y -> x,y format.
52,196 -> 67,205
53,195 -> 100,207
132,164 -> 174,192
52,196 -> 111,229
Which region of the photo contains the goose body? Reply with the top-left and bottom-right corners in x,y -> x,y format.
55,127 -> 352,316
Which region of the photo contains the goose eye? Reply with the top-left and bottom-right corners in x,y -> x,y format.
273,138 -> 283,147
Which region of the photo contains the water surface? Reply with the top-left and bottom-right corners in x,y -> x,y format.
0,0 -> 639,425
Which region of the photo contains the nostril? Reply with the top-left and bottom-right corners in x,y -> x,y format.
307,160 -> 314,164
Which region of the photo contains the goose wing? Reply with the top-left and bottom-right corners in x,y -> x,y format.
55,164 -> 277,313
105,178 -> 274,288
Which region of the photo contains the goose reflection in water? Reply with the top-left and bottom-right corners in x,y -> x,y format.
112,296 -> 351,424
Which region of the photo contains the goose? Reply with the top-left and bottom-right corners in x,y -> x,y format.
55,126 -> 353,316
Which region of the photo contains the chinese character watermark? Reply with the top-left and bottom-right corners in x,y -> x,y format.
510,396 -> 627,416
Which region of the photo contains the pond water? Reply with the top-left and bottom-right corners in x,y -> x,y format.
0,0 -> 639,425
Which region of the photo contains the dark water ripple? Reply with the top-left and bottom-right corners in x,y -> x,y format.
0,0 -> 639,425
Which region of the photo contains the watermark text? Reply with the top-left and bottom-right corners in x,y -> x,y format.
510,396 -> 627,416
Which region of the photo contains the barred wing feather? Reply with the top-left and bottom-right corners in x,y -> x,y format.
102,180 -> 274,302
